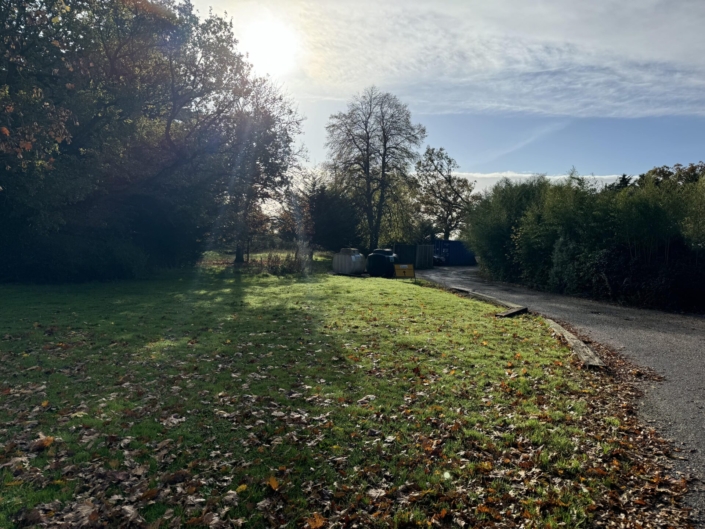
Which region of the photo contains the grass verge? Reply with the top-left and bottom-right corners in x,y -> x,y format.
0,266 -> 692,527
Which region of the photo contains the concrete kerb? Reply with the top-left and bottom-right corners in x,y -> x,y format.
449,287 -> 605,368
449,288 -> 522,310
543,320 -> 605,368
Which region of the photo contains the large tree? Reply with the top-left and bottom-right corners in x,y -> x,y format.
325,87 -> 425,250
279,169 -> 361,252
0,0 -> 301,280
416,147 -> 475,240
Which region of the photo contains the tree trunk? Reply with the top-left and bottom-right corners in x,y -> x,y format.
365,178 -> 376,251
235,243 -> 244,263
443,228 -> 451,241
366,198 -> 377,250
372,189 -> 385,250
369,231 -> 378,252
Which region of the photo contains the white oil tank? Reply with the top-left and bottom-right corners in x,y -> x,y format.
332,248 -> 365,275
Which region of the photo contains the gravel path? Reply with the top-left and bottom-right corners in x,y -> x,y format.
419,266 -> 705,524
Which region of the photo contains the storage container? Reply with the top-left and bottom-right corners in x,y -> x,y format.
332,248 -> 366,275
415,244 -> 434,269
393,244 -> 434,270
433,240 -> 476,266
393,244 -> 416,266
366,249 -> 397,277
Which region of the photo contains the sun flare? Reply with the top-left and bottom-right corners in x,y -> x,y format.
240,16 -> 300,78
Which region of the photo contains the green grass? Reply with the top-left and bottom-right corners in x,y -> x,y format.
0,266 -> 673,527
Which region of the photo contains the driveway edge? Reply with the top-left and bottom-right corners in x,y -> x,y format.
449,286 -> 605,368
449,287 -> 523,310
543,319 -> 605,368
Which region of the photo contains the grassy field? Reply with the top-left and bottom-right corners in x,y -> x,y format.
0,264 -> 691,527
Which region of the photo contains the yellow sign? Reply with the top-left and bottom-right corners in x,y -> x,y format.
394,264 -> 415,279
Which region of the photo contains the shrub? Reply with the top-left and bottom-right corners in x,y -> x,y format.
465,165 -> 705,310
242,253 -> 312,276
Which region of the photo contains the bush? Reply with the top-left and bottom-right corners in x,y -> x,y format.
0,196 -> 203,283
465,178 -> 549,282
465,166 -> 705,311
241,253 -> 312,276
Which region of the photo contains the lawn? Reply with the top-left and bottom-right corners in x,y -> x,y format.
0,264 -> 692,527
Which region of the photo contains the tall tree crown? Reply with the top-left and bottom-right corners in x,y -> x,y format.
325,86 -> 425,250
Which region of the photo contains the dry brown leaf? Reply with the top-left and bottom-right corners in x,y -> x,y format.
122,505 -> 144,523
222,490 -> 239,505
306,512 -> 326,529
162,469 -> 190,484
30,435 -> 54,452
139,488 -> 160,501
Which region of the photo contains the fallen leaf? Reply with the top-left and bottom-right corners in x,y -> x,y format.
222,490 -> 239,505
122,505 -> 144,523
162,469 -> 190,484
306,512 -> 326,528
139,488 -> 160,501
367,488 -> 386,500
357,394 -> 376,404
267,476 -> 279,490
30,435 -> 54,452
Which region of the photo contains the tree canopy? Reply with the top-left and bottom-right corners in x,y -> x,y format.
326,87 -> 425,251
416,146 -> 475,240
0,0 -> 301,281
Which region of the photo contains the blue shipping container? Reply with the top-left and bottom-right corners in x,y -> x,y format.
433,240 -> 477,266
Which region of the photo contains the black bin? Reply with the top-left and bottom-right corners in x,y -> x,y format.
366,249 -> 397,278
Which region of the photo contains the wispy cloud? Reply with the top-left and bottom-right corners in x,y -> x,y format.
465,121 -> 571,166
205,0 -> 705,118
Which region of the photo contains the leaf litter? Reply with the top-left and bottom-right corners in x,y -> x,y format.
0,271 -> 695,527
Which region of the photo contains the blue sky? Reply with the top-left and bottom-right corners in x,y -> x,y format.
194,0 -> 705,187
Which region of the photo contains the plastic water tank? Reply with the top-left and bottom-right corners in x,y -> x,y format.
332,248 -> 365,275
366,249 -> 397,278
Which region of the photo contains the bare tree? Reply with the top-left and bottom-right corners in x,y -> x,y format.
416,147 -> 475,240
326,87 -> 426,250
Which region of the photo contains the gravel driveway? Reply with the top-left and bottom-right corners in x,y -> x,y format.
419,266 -> 705,524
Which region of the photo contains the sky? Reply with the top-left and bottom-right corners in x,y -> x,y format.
193,0 -> 705,190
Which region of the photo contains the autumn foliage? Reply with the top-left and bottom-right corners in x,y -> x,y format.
0,0 -> 300,281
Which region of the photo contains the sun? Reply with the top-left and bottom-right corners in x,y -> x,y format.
240,16 -> 300,78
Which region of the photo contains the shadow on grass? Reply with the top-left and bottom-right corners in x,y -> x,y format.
1,266 -> 683,528
0,266 -> 350,526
